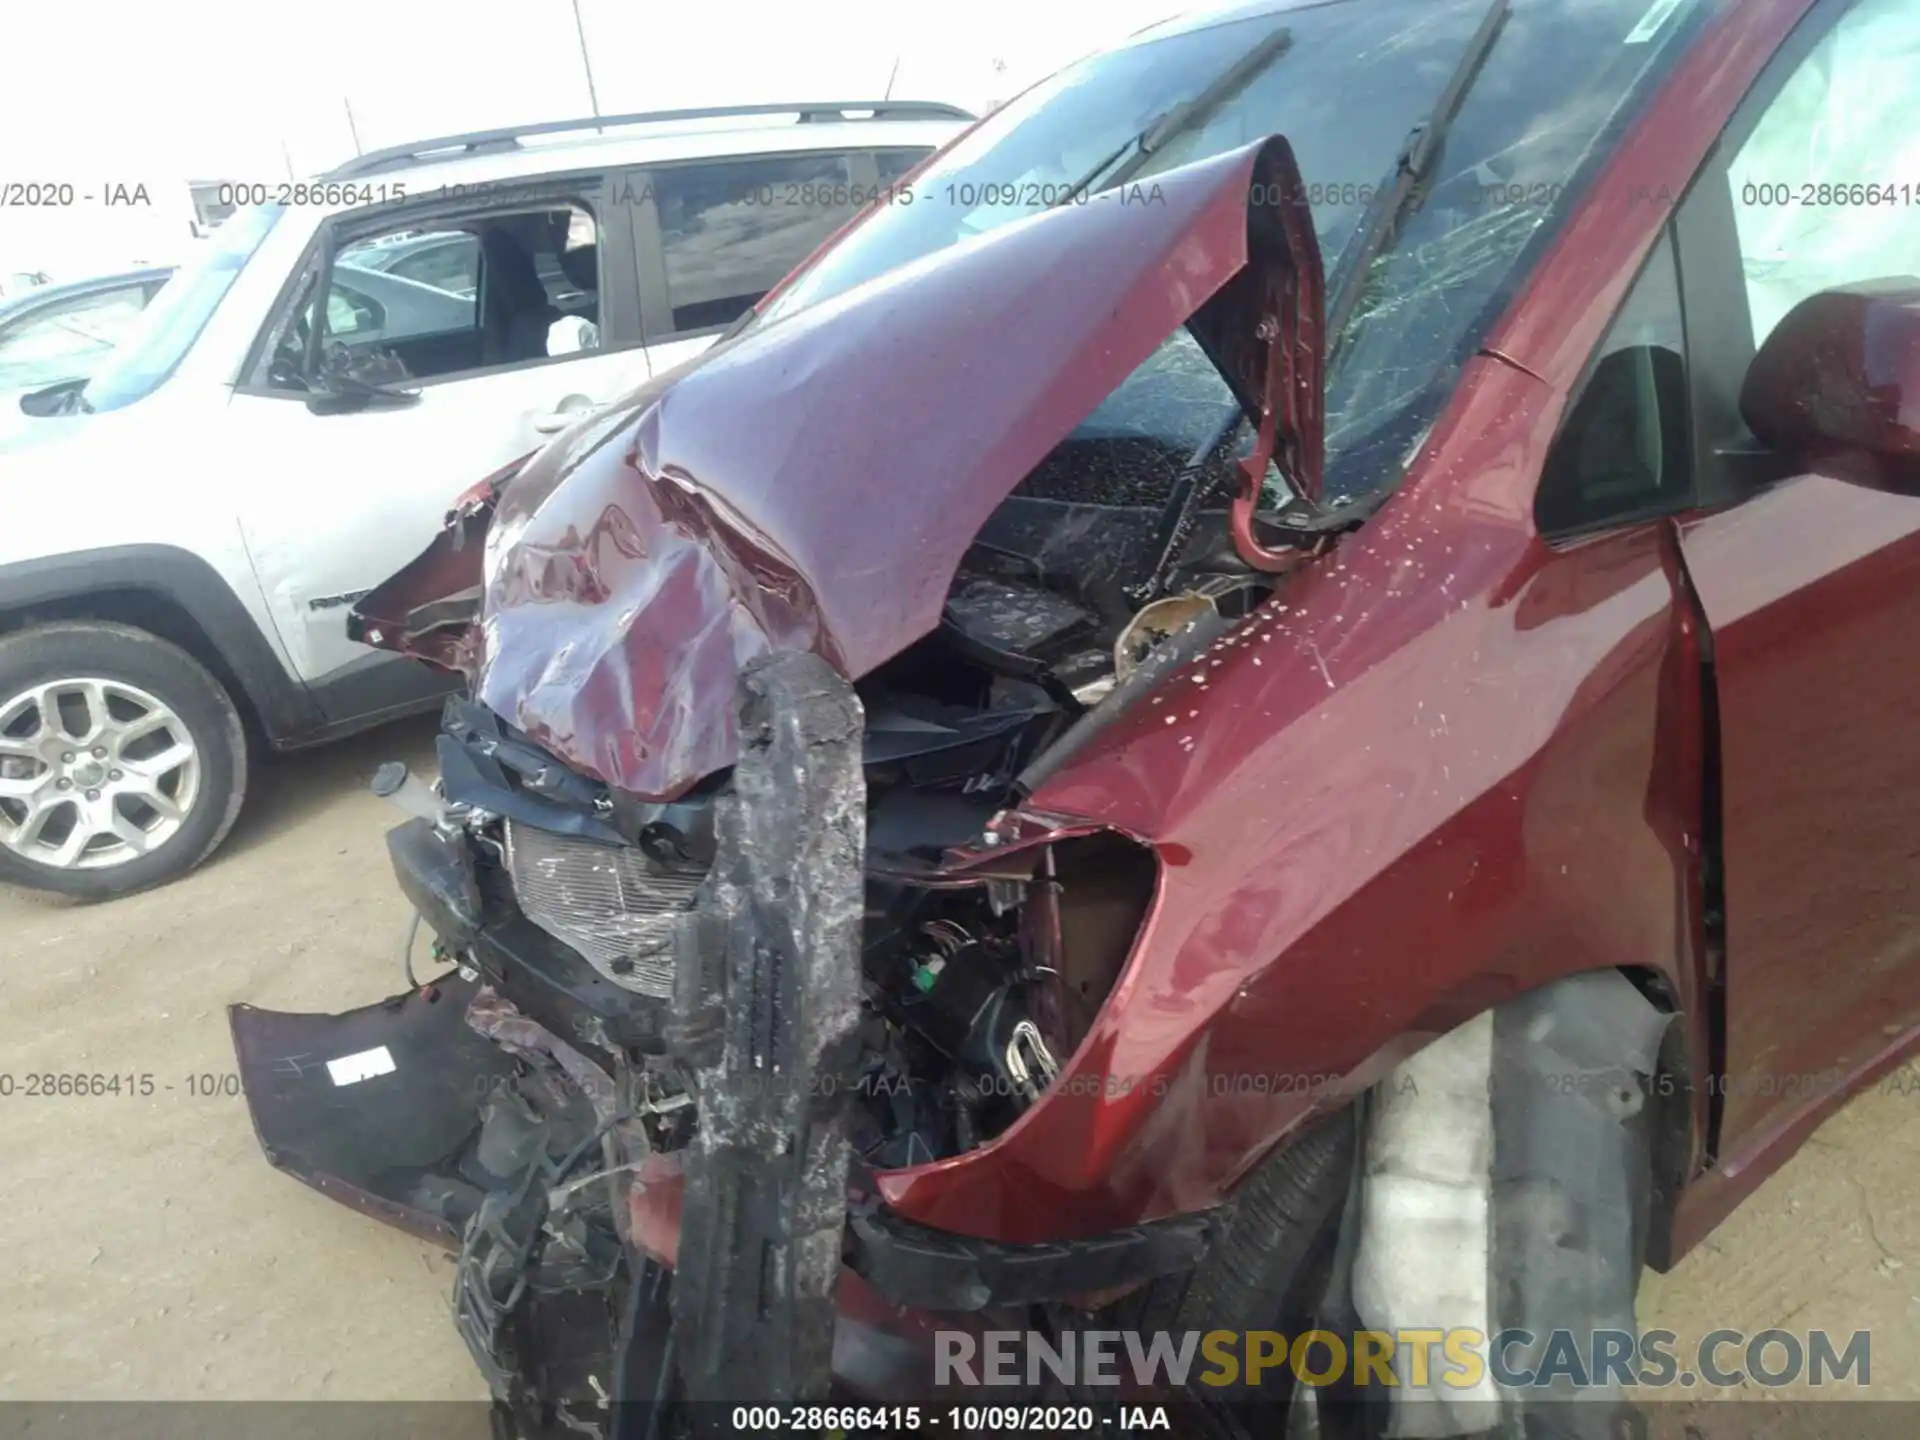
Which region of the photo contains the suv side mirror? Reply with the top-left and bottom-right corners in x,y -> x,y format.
304,340 -> 420,415
1740,279 -> 1920,496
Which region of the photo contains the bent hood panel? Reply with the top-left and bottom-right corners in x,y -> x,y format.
465,136 -> 1315,799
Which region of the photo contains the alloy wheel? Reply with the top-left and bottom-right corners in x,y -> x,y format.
0,676 -> 202,870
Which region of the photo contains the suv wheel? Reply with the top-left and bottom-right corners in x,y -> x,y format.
0,622 -> 249,899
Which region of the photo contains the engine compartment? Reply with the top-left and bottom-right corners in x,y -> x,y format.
427,404 -> 1281,1172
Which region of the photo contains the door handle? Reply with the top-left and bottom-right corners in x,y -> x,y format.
532,393 -> 595,434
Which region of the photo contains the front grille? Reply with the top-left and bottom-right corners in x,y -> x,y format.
503,819 -> 705,999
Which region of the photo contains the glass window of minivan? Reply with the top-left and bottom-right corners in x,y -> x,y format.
757,0 -> 1720,508
80,203 -> 284,413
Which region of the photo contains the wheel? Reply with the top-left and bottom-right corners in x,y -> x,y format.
0,621 -> 249,899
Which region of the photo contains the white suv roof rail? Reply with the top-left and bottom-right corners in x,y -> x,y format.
327,101 -> 976,180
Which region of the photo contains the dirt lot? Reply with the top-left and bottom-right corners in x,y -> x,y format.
0,718 -> 1914,1406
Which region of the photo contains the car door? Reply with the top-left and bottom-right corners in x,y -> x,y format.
222,175 -> 651,716
629,146 -> 931,374
1668,0 -> 1920,1155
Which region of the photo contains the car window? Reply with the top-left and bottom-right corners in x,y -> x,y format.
83,203 -> 283,412
386,237 -> 480,298
259,202 -> 601,392
1535,231 -> 1691,538
651,153 -> 865,334
0,285 -> 151,387
872,148 -> 929,188
338,230 -> 479,339
1727,0 -> 1920,346
325,284 -> 384,338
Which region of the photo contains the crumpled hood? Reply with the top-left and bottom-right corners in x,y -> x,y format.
359,135 -> 1322,800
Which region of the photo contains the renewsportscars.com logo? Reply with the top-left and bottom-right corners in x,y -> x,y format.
934,1327 -> 1872,1390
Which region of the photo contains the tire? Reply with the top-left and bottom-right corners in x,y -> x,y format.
0,621 -> 249,900
1098,1108 -> 1357,1434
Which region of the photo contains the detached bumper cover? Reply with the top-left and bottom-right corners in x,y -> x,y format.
229,977 -> 513,1247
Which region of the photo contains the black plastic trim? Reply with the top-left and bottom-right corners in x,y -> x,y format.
327,102 -> 973,180
305,648 -> 458,726
846,1206 -> 1220,1312
386,817 -> 483,951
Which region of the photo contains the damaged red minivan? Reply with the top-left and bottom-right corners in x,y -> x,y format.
231,0 -> 1920,1434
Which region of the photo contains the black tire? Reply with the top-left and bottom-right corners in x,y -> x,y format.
1099,1108 -> 1356,1434
0,621 -> 249,900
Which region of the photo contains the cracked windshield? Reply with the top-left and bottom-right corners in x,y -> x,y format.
763,0 -> 1717,510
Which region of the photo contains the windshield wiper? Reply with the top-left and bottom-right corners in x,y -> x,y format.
1058,21 -> 1296,206
1323,0 -> 1512,350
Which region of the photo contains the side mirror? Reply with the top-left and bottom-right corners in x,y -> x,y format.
17,378 -> 87,418
306,380 -> 420,416
304,342 -> 420,415
1740,279 -> 1920,496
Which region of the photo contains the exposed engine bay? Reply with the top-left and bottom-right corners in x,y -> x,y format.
418,422 -> 1279,1172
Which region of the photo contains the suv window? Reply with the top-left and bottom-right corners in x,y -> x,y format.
1727,0 -> 1919,346
385,236 -> 481,298
651,154 -> 866,335
258,202 -> 602,392
325,284 -> 385,338
1535,231 -> 1690,538
872,148 -> 927,188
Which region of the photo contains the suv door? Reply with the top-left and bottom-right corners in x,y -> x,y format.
629,147 -> 929,374
223,175 -> 649,715
1669,0 -> 1920,1156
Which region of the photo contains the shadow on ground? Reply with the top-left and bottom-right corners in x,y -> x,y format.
214,713 -> 442,865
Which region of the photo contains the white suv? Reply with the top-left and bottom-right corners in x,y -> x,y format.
0,102 -> 967,898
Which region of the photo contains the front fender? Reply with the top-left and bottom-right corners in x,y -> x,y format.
876,381 -> 1707,1243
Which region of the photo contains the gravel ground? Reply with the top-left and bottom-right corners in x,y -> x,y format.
0,715 -> 1912,1411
